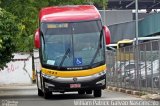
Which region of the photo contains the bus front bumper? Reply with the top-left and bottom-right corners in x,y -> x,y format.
42,71 -> 106,92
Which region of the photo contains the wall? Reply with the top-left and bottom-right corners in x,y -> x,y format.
99,10 -> 160,43
108,21 -> 136,43
99,10 -> 133,26
0,53 -> 32,85
139,12 -> 160,37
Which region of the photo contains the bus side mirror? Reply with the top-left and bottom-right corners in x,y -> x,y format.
103,26 -> 111,45
34,29 -> 40,48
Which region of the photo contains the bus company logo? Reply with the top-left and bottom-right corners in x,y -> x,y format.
73,77 -> 78,82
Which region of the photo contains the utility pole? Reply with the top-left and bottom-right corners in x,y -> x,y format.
135,0 -> 140,90
103,0 -> 106,25
135,0 -> 138,45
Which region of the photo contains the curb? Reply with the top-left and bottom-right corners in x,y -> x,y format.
106,86 -> 160,100
0,84 -> 37,90
0,84 -> 37,97
0,93 -> 38,97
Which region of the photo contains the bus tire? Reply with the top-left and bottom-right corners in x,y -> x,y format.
44,91 -> 52,99
94,89 -> 101,97
38,88 -> 43,96
78,90 -> 85,95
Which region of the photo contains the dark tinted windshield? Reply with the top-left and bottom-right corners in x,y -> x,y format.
40,20 -> 105,69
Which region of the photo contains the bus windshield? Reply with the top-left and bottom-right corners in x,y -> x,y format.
40,20 -> 105,69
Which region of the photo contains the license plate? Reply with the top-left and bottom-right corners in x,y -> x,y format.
70,84 -> 81,88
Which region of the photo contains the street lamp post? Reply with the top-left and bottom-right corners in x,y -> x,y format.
135,0 -> 140,90
135,0 -> 138,45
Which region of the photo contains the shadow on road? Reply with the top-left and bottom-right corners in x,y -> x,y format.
0,92 -> 98,100
48,93 -> 95,100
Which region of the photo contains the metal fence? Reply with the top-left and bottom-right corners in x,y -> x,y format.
106,40 -> 160,94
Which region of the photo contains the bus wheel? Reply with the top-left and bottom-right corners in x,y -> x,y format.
86,90 -> 92,94
78,90 -> 85,95
94,89 -> 101,97
44,91 -> 52,99
38,88 -> 44,96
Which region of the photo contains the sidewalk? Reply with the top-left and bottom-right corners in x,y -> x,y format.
0,84 -> 37,90
107,86 -> 160,101
0,84 -> 37,97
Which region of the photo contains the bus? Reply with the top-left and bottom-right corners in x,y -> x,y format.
33,5 -> 111,99
117,36 -> 160,61
117,39 -> 134,61
118,36 -> 160,48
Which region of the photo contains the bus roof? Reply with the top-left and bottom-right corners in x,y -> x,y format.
39,5 -> 101,22
118,36 -> 160,44
117,39 -> 134,44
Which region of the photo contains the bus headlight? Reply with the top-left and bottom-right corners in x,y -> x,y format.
96,79 -> 105,85
99,70 -> 106,75
94,70 -> 106,78
45,82 -> 55,88
42,73 -> 56,79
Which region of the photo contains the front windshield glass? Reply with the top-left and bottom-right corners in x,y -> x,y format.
40,20 -> 105,68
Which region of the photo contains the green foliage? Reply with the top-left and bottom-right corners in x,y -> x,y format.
47,0 -> 88,5
92,0 -> 108,9
0,39 -> 2,49
0,8 -> 18,69
1,0 -> 38,52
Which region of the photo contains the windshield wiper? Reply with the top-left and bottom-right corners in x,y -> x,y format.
58,48 -> 70,68
89,29 -> 103,67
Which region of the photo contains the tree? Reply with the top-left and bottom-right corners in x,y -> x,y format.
92,0 -> 108,9
1,0 -> 38,52
0,8 -> 19,69
0,39 -> 2,49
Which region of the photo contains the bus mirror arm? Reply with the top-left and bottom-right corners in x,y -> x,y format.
34,28 -> 40,48
103,26 -> 111,45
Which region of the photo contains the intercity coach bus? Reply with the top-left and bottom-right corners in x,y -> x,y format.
33,5 -> 111,99
117,36 -> 160,61
118,36 -> 160,49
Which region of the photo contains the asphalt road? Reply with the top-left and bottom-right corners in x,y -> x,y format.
1,88 -> 159,106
